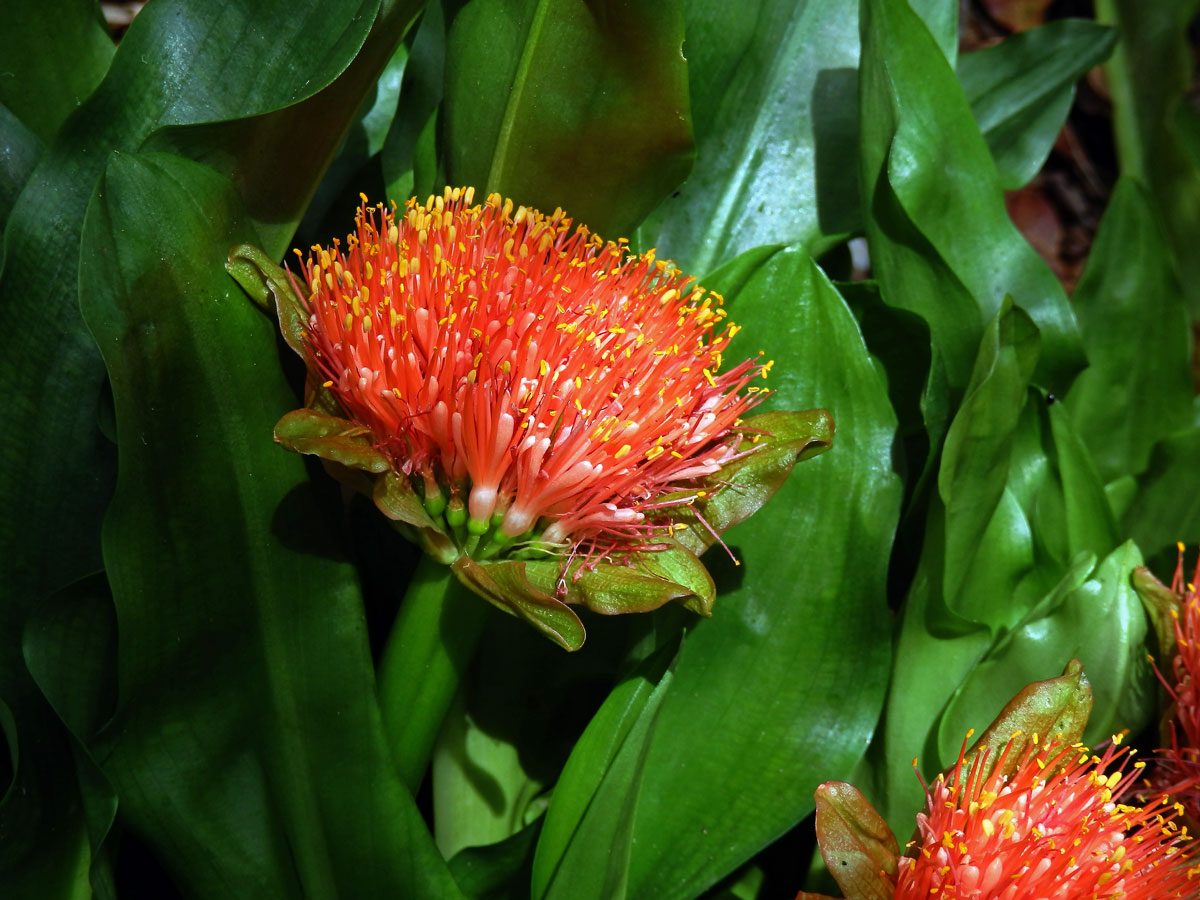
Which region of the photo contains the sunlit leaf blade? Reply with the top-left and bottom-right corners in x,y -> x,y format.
1065,177 -> 1194,484
77,151 -> 461,898
958,20 -> 1117,190
0,0 -> 113,143
442,0 -> 693,238
1096,0 -> 1200,315
648,0 -> 861,273
619,250 -> 900,899
937,542 -> 1152,762
878,306 -> 1138,836
859,0 -> 1083,394
532,641 -> 677,900
433,692 -> 547,859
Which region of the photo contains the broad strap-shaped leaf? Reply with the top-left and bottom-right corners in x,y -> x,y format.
1125,427 -> 1200,560
622,250 -> 900,900
0,103 -> 42,238
939,299 -> 1040,617
958,20 -> 1117,190
813,782 -> 899,900
1065,177 -> 1194,483
0,1 -> 113,143
647,0 -> 862,272
930,543 -> 1151,813
1097,0 -> 1200,315
443,0 -> 693,238
859,0 -> 1083,393
532,640 -> 678,899
79,151 -> 462,898
0,6 -> 413,886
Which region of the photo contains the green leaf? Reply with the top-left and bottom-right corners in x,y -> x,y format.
433,691 -> 547,859
878,300 -> 1126,835
442,0 -> 693,238
78,151 -> 462,898
448,818 -> 543,900
1097,0 -> 1200,315
0,1 -> 113,143
379,557 -> 490,793
616,249 -> 900,899
647,0 -> 861,273
298,40 -> 410,239
958,20 -> 1118,190
0,103 -> 42,238
1125,424 -> 1200,559
937,541 -> 1152,758
382,1 -> 447,203
812,782 -> 898,900
0,5 -> 413,877
21,574 -> 119,898
532,640 -> 678,899
145,0 -> 427,254
859,0 -> 1083,393
1065,177 -> 1194,483
939,300 -> 1040,617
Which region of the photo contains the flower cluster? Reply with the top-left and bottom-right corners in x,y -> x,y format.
894,732 -> 1196,899
293,188 -> 768,559
1149,544 -> 1200,826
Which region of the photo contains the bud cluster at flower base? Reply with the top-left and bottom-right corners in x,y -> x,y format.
227,188 -> 832,649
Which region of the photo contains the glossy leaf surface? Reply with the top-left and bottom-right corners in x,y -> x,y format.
621,250 -> 900,899
648,0 -> 862,273
443,0 -> 693,238
1097,0 -> 1200,314
859,0 -> 1083,394
1065,177 -> 1194,483
78,151 -> 460,898
958,20 -> 1117,189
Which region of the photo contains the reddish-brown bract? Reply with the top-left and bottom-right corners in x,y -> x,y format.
294,189 -> 767,554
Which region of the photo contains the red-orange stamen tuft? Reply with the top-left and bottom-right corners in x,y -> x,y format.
894,734 -> 1197,898
294,188 -> 767,555
1150,544 -> 1200,825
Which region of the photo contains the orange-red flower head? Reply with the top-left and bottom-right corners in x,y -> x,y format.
895,732 -> 1196,899
1150,544 -> 1200,825
292,188 -> 768,557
